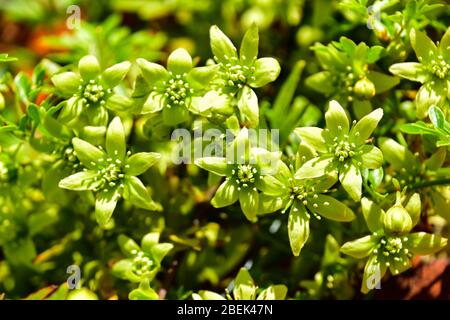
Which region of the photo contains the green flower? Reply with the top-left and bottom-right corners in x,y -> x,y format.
259,144 -> 355,256
112,232 -> 173,300
193,268 -> 287,300
341,193 -> 447,293
306,37 -> 398,118
294,100 -> 384,201
209,24 -> 281,127
137,48 -> 218,126
58,117 -> 161,225
52,55 -> 132,126
195,128 -> 286,222
389,27 -> 450,118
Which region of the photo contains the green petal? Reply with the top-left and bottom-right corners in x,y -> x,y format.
325,100 -> 349,137
72,137 -> 104,169
106,94 -> 133,112
240,23 -> 259,66
151,243 -> 174,264
102,61 -> 131,87
295,156 -> 334,180
233,268 -> 256,300
255,174 -> 286,196
410,29 -> 437,64
361,254 -> 386,294
125,152 -> 161,176
112,259 -> 138,281
58,171 -> 99,191
187,65 -> 219,89
162,104 -> 189,126
389,62 -> 429,83
136,58 -> 170,86
51,72 -> 81,96
439,27 -> 450,60
288,202 -> 310,256
78,55 -> 101,80
142,92 -> 165,114
194,157 -> 228,176
305,71 -> 335,95
258,194 -> 286,214
415,82 -> 445,119
389,256 -> 412,276
350,108 -> 383,145
124,176 -> 161,211
308,194 -> 355,222
239,189 -> 259,222
248,57 -> 281,88
141,232 -> 159,252
167,48 -> 193,74
361,197 -> 385,233
339,164 -> 362,201
294,127 -> 327,153
366,70 -> 400,93
407,232 -> 448,255
237,86 -> 259,127
340,235 -> 377,258
360,145 -> 383,169
405,193 -> 421,226
106,116 -> 126,160
211,180 -> 239,207
95,189 -> 119,225
379,138 -> 418,171
257,285 -> 288,300
209,25 -> 237,63
118,234 -> 141,255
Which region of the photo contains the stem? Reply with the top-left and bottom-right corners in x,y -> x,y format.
408,178 -> 450,190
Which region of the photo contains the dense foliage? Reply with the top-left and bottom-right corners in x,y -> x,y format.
0,0 -> 449,300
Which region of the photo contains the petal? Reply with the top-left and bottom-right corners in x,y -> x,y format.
162,104 -> 189,126
233,268 -> 257,300
258,194 -> 286,214
294,127 -> 328,153
288,202 -> 310,256
194,157 -> 228,176
136,58 -> 170,86
186,65 -> 219,89
439,26 -> 450,60
211,180 -> 239,208
72,137 -> 104,169
51,72 -> 81,96
209,25 -> 238,63
78,55 -> 101,80
150,243 -> 174,264
410,29 -> 437,64
125,152 -> 161,176
295,156 -> 334,180
360,145 -> 383,169
118,234 -> 141,255
248,57 -> 281,88
388,62 -> 429,83
58,171 -> 99,191
239,189 -> 259,222
325,100 -> 349,137
389,256 -> 412,276
106,94 -> 133,112
305,71 -> 335,94
340,235 -> 377,258
102,61 -> 131,87
361,197 -> 385,233
255,174 -> 286,196
95,189 -> 119,225
142,92 -> 165,114
379,138 -> 418,171
339,164 -> 362,201
405,193 -> 421,226
307,194 -> 355,222
237,86 -> 259,127
106,116 -> 126,160
240,23 -> 259,65
361,254 -> 387,294
123,176 -> 161,211
407,232 -> 448,255
167,48 -> 193,74
350,108 -> 383,145
415,82 -> 445,119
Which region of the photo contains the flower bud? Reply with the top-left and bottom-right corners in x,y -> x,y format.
354,77 -> 376,100
383,204 -> 412,234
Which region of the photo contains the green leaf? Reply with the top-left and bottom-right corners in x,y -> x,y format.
240,23 -> 259,65
95,189 -> 119,225
72,137 -> 104,169
211,180 -> 239,207
341,235 -> 377,258
233,268 -> 256,300
361,197 -> 385,233
248,57 -> 280,88
379,138 -> 418,171
429,105 -> 445,129
408,232 -> 447,255
102,61 -> 131,87
339,164 -> 362,201
210,25 -> 237,63
294,127 -> 327,153
106,116 -> 126,160
288,202 -> 310,256
239,188 -> 259,222
308,194 -> 355,221
400,122 -> 437,135
167,48 -> 193,74
78,55 -> 101,80
125,152 -> 160,176
305,71 -> 335,94
194,157 -> 228,176
367,71 -> 399,93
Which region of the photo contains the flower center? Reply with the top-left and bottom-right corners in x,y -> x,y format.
219,56 -> 255,89
430,56 -> 449,79
162,73 -> 192,108
90,156 -> 126,193
131,250 -> 156,277
231,164 -> 258,188
333,140 -> 356,162
79,78 -> 111,107
372,235 -> 412,274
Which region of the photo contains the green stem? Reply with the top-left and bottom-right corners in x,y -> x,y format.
407,178 -> 450,190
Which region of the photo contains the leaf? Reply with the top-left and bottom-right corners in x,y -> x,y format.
429,105 -> 445,129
